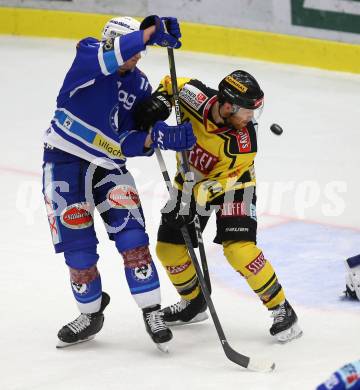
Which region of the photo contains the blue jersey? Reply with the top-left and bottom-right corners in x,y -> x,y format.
317,361 -> 360,390
44,31 -> 153,169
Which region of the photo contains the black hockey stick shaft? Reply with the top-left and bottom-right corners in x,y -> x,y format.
155,148 -> 275,371
166,47 -> 212,294
155,147 -> 249,368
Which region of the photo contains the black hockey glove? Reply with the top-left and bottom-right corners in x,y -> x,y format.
134,93 -> 172,131
161,192 -> 196,229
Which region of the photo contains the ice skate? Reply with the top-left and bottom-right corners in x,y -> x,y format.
161,292 -> 208,326
57,292 -> 110,348
143,305 -> 173,352
269,300 -> 302,343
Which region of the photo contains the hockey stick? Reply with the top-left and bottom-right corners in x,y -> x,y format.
166,48 -> 212,294
155,49 -> 276,372
155,147 -> 275,372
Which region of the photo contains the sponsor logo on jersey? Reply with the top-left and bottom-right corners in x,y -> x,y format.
133,264 -> 153,282
107,185 -> 140,209
220,202 -> 247,217
225,227 -> 249,232
93,135 -> 123,158
220,200 -> 256,220
196,92 -> 207,103
246,252 -> 266,275
71,282 -> 88,295
61,202 -> 93,229
117,81 -> 137,110
63,116 -> 73,130
180,84 -> 208,110
233,128 -> 252,153
166,261 -> 191,275
225,76 -> 248,93
188,144 -> 218,174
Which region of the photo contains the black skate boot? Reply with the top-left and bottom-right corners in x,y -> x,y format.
57,292 -> 110,348
269,300 -> 302,343
143,305 -> 173,352
161,292 -> 208,326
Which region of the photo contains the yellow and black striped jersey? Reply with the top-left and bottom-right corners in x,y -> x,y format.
157,76 -> 257,205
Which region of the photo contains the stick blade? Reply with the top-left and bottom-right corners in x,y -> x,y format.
224,343 -> 275,372
247,358 -> 276,373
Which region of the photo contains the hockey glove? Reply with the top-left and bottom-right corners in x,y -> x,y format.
151,121 -> 196,151
134,94 -> 172,131
162,192 -> 196,229
140,15 -> 181,49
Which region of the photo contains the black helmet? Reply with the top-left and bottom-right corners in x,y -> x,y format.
218,70 -> 264,109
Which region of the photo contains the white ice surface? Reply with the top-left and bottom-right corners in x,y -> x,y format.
0,36 -> 359,390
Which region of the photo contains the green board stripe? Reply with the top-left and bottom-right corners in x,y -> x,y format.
291,0 -> 360,35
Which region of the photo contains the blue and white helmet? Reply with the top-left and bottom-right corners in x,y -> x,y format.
102,16 -> 140,40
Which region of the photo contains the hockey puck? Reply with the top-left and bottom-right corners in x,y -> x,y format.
270,123 -> 283,135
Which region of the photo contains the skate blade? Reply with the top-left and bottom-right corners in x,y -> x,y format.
276,323 -> 303,343
56,335 -> 95,349
165,311 -> 209,327
156,342 -> 170,353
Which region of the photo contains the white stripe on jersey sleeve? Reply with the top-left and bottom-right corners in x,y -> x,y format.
113,36 -> 124,65
98,44 -> 110,76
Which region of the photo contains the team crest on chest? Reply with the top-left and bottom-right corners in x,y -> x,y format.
109,104 -> 119,132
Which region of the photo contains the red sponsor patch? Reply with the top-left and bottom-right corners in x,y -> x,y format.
246,252 -> 266,275
235,128 -> 252,153
188,144 -> 218,174
229,128 -> 252,153
196,92 -> 207,103
107,185 -> 140,209
166,261 -> 191,275
61,202 -> 93,229
220,202 -> 246,217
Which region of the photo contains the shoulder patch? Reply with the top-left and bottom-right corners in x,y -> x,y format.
103,38 -> 115,52
179,84 -> 208,111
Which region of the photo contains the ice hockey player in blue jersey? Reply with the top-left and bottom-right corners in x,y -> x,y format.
344,254 -> 360,301
42,14 -> 196,352
316,360 -> 360,390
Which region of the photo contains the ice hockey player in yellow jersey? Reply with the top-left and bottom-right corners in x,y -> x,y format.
134,70 -> 303,343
